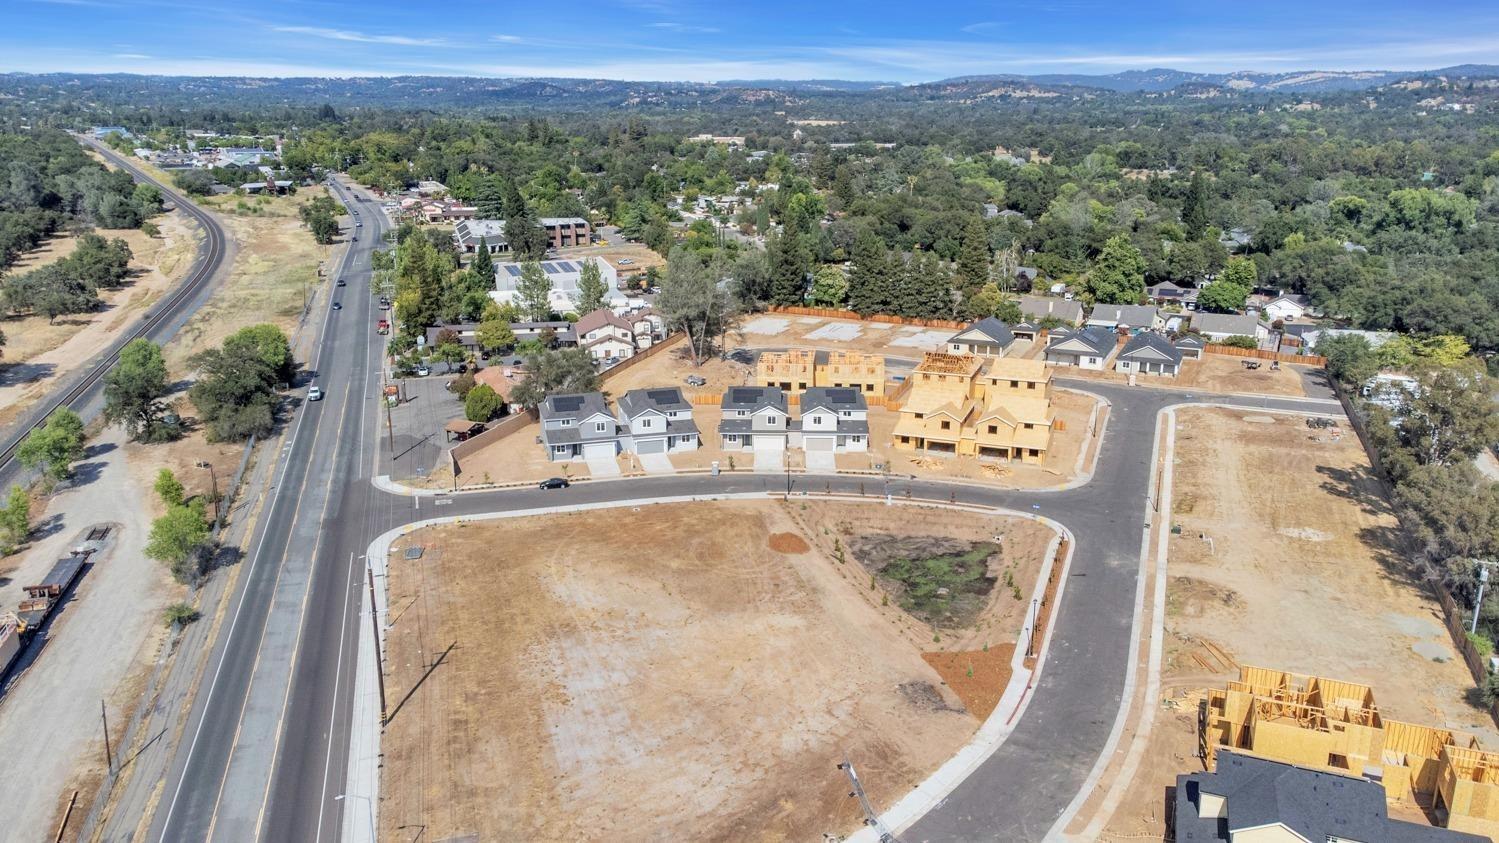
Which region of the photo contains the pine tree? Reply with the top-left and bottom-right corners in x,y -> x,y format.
506,201 -> 547,261
470,237 -> 494,280
573,258 -> 609,314
846,230 -> 891,316
474,176 -> 506,219
515,261 -> 554,322
767,230 -> 810,306
1183,171 -> 1210,237
955,216 -> 991,298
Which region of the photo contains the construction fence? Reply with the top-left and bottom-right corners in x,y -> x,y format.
685,389 -> 896,408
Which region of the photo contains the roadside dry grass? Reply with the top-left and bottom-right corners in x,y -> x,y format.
163,188 -> 335,372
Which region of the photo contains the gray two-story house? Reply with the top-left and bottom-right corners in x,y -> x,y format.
718,386 -> 790,453
616,387 -> 699,454
798,387 -> 869,453
538,392 -> 624,462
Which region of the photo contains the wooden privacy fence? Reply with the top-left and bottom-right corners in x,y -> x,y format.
449,409 -> 537,477
767,305 -> 967,330
1203,343 -> 1326,366
600,331 -> 686,383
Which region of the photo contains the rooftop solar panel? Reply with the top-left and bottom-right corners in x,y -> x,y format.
646,388 -> 678,404
551,396 -> 584,412
730,387 -> 761,403
543,263 -> 562,274
504,265 -> 522,277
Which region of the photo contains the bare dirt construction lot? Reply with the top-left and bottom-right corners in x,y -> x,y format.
0,215 -> 199,427
1099,408 -> 1499,840
380,499 -> 1054,841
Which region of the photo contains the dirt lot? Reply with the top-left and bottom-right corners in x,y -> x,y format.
1100,409 -> 1499,840
1060,351 -> 1321,397
164,188 -> 335,370
380,500 -> 1054,841
0,215 -> 199,427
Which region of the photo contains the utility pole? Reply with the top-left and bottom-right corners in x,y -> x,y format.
196,460 -> 219,526
1472,562 -> 1493,636
1026,598 -> 1041,658
100,700 -> 114,776
368,563 -> 389,726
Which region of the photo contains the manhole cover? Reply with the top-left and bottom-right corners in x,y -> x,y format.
403,547 -> 424,560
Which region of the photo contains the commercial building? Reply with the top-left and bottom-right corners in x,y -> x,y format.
490,258 -> 624,315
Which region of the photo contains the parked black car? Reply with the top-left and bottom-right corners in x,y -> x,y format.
539,477 -> 571,490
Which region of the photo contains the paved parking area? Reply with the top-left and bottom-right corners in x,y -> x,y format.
382,375 -> 464,481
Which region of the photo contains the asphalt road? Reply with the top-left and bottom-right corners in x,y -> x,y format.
148,180 -> 388,842
129,169 -> 1343,840
0,138 -> 231,491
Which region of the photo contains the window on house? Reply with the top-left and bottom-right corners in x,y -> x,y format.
988,425 -> 998,434
595,422 -> 608,432
914,412 -> 924,419
1029,449 -> 1039,457
1028,382 -> 1036,389
560,418 -> 573,426
1011,380 -> 1019,388
940,420 -> 951,430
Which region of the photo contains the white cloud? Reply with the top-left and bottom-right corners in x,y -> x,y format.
646,22 -> 720,34
491,34 -> 524,44
271,25 -> 445,48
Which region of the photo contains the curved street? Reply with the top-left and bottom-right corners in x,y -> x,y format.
97,176 -> 1343,842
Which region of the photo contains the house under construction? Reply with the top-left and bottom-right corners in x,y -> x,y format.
1201,665 -> 1499,840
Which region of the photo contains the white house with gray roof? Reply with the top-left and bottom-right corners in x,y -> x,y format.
798,387 -> 869,453
1114,332 -> 1184,377
1190,312 -> 1268,343
1086,303 -> 1163,333
1018,296 -> 1083,326
718,386 -> 791,452
947,317 -> 1018,357
538,392 -> 625,461
1044,326 -> 1116,369
616,388 -> 699,454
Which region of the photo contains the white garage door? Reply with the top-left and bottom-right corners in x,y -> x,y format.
753,434 -> 785,451
636,437 -> 666,454
805,436 -> 836,451
583,441 -> 617,459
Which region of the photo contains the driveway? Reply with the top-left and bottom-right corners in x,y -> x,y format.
805,450 -> 837,472
585,455 -> 621,477
638,452 -> 675,475
752,449 -> 783,473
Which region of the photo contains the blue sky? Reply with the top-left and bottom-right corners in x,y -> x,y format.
4,0 -> 1499,82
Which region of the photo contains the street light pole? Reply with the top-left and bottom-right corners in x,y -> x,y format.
336,793 -> 375,842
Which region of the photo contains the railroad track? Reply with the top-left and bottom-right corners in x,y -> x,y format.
0,139 -> 229,470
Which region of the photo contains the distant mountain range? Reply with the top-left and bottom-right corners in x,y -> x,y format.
3,64 -> 1498,113
931,64 -> 1499,93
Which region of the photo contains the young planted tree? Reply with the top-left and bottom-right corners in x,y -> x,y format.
104,338 -> 176,442
154,467 -> 185,508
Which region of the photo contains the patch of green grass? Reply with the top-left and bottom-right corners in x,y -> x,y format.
880,541 -> 999,628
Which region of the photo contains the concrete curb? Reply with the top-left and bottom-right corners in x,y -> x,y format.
345,493 -> 1071,843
